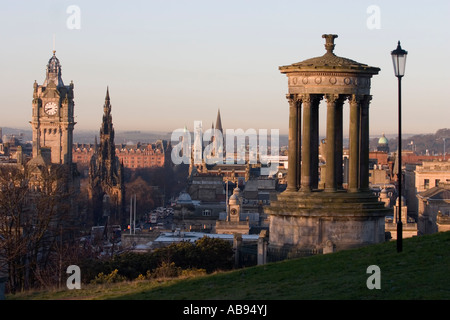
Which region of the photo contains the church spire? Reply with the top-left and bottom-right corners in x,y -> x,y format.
104,86 -> 111,115
215,109 -> 223,134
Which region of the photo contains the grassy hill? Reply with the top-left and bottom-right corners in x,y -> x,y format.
8,231 -> 450,300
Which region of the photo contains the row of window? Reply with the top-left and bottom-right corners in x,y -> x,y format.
423,178 -> 450,189
74,155 -> 163,161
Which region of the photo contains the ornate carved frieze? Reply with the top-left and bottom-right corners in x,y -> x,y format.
287,73 -> 373,95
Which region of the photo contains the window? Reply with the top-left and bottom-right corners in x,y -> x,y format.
424,179 -> 430,189
202,209 -> 212,217
435,179 -> 440,187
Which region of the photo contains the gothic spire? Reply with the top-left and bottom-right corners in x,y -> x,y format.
215,109 -> 223,133
104,86 -> 111,115
89,86 -> 124,225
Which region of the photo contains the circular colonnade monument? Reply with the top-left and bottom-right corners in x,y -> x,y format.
265,34 -> 391,257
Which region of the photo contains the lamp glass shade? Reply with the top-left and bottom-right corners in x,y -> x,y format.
391,41 -> 408,77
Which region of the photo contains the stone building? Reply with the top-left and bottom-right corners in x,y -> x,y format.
116,142 -> 165,169
216,187 -> 250,235
266,35 -> 390,258
405,160 -> 450,219
27,51 -> 80,227
73,141 -> 165,169
88,89 -> 125,226
417,182 -> 450,235
188,173 -> 225,202
30,51 -> 75,165
172,191 -> 226,232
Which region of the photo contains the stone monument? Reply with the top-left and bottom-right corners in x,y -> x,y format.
265,35 -> 391,258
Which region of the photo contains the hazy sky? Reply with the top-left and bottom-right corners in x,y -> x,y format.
0,0 -> 449,136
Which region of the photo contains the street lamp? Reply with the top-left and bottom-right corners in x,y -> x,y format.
392,41 -> 407,253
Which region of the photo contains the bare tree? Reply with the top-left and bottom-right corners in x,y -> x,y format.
0,164 -> 81,293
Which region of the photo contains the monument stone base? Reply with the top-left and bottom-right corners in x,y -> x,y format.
265,190 -> 391,260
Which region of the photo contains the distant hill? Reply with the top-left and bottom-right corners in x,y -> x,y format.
370,128 -> 450,155
3,126 -> 448,154
0,127 -> 173,145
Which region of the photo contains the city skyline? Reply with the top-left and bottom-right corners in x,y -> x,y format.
0,1 -> 449,136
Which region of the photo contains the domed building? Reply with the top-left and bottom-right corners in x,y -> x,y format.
377,133 -> 389,153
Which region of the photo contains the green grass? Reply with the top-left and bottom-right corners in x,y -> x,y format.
8,231 -> 450,300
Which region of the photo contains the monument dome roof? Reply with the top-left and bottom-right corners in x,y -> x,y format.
280,34 -> 380,74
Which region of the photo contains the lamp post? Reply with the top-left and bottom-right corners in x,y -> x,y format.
391,41 -> 407,253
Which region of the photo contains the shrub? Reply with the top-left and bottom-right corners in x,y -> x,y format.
135,270 -> 152,281
153,262 -> 181,279
194,236 -> 234,272
80,236 -> 234,283
180,268 -> 207,278
90,269 -> 127,284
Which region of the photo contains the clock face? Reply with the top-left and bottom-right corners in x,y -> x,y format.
44,102 -> 58,115
230,208 -> 237,215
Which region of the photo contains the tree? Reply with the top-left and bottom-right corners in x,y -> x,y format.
0,164 -> 80,293
0,166 -> 29,293
125,176 -> 160,218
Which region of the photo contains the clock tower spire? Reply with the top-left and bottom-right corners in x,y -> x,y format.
30,51 -> 75,165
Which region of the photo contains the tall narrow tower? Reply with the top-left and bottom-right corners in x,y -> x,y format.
215,109 -> 223,134
213,109 -> 224,159
30,51 -> 75,165
88,88 -> 125,225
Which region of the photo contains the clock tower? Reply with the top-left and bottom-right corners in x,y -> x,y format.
228,187 -> 242,223
30,51 -> 75,165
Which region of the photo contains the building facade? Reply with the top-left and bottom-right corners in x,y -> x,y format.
405,160 -> 450,218
30,51 -> 75,165
73,142 -> 165,169
27,50 -> 80,234
417,181 -> 450,235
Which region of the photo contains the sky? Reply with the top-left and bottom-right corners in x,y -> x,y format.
0,0 -> 449,137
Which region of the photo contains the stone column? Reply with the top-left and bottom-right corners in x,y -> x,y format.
257,230 -> 268,265
334,96 -> 345,190
359,95 -> 372,191
310,95 -> 321,190
301,94 -> 312,192
348,95 -> 361,193
325,94 -> 339,192
296,98 -> 302,190
286,94 -> 300,192
233,233 -> 242,269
